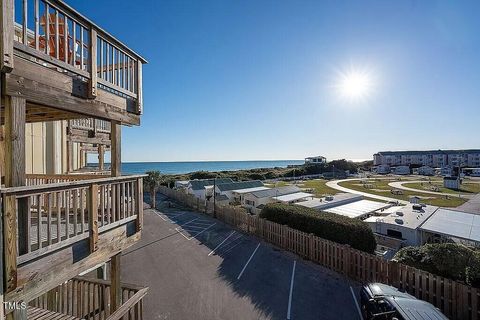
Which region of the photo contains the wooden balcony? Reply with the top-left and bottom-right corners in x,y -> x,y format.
2,174 -> 145,306
27,277 -> 148,320
1,0 -> 147,126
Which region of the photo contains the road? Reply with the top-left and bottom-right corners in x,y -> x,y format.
120,195 -> 361,320
326,179 -> 409,204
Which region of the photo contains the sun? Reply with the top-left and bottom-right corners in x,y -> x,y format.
333,67 -> 375,102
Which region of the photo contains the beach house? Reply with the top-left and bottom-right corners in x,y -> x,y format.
1,0 -> 148,318
186,178 -> 233,200
214,180 -> 265,204
242,185 -> 304,214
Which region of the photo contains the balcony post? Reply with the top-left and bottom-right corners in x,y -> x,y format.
98,144 -> 105,171
110,254 -> 122,312
136,178 -> 143,232
0,0 -> 14,72
111,121 -> 121,177
136,60 -> 143,114
88,28 -> 98,99
89,184 -> 99,252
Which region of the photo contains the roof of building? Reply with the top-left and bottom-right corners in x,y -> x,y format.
305,156 -> 326,159
249,186 -> 301,198
325,200 -> 391,219
375,149 -> 480,156
232,186 -> 271,194
296,193 -> 362,209
216,180 -> 264,192
215,194 -> 229,201
189,178 -> 234,190
273,192 -> 313,202
419,208 -> 480,243
364,205 -> 438,230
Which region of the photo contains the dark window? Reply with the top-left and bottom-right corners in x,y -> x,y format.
387,229 -> 402,239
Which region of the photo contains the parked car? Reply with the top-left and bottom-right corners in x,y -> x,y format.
360,283 -> 448,320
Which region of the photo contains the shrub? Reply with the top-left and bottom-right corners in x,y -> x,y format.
259,203 -> 376,253
393,243 -> 480,286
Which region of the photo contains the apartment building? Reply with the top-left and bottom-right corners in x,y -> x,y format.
373,149 -> 480,168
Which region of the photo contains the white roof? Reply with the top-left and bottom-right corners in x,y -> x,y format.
365,205 -> 438,230
296,193 -> 362,209
419,208 -> 480,243
232,186 -> 271,194
325,200 -> 390,219
273,192 -> 313,202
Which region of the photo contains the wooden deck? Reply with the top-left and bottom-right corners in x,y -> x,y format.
28,306 -> 83,320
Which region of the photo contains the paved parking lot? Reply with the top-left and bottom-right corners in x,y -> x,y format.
121,195 -> 361,320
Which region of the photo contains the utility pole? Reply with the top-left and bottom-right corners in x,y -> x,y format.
213,178 -> 216,218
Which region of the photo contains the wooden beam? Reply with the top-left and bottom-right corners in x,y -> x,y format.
98,145 -> 105,171
136,60 -> 143,114
0,0 -> 14,72
110,254 -> 121,313
111,121 -> 121,177
89,184 -> 99,252
5,59 -> 141,126
136,178 -> 143,232
89,29 -> 98,99
66,140 -> 73,173
4,96 -> 26,187
3,195 -> 17,293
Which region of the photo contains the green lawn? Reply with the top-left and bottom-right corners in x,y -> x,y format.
403,181 -> 480,195
338,179 -> 467,207
298,179 -> 341,196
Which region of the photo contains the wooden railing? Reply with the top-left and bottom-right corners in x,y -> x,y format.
159,186 -> 480,320
26,173 -> 102,186
69,118 -> 112,134
29,277 -> 148,320
2,175 -> 144,291
9,0 -> 145,113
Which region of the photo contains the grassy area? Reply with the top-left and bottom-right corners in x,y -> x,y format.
403,181 -> 480,195
264,181 -> 289,188
338,178 -> 467,207
297,179 -> 341,196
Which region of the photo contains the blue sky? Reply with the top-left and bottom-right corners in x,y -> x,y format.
74,0 -> 480,162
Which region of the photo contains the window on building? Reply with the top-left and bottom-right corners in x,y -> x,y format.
387,229 -> 403,239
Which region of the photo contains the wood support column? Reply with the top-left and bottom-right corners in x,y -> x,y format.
66,140 -> 73,173
110,254 -> 122,313
111,121 -> 121,177
3,96 -> 27,298
98,144 -> 105,171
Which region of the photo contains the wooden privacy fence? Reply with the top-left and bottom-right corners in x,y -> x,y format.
158,186 -> 479,320
30,277 -> 147,320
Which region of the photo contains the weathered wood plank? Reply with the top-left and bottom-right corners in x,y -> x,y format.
3,195 -> 18,292
89,184 -> 99,252
0,0 -> 14,72
89,28 -> 98,98
111,121 -> 121,177
110,254 -> 122,313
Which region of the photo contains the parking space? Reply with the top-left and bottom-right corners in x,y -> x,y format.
122,197 -> 360,320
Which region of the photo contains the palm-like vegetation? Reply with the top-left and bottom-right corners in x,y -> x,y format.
144,170 -> 163,209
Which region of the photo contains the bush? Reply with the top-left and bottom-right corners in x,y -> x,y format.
393,243 -> 480,286
259,203 -> 376,253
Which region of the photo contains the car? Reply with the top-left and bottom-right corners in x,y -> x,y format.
360,283 -> 448,320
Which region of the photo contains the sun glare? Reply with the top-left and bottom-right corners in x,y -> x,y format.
333,67 -> 375,102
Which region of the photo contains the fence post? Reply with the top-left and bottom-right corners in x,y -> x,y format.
89,184 -> 99,252
3,194 -> 17,292
136,178 -> 143,232
389,261 -> 400,288
88,28 -> 98,98
309,233 -> 314,261
343,245 -> 350,276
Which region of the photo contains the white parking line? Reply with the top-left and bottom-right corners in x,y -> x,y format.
188,223 -> 216,240
178,218 -> 199,227
208,231 -> 236,256
350,286 -> 363,320
286,260 -> 296,320
237,243 -> 261,280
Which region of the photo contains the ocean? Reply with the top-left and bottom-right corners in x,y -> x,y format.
116,160 -> 304,175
